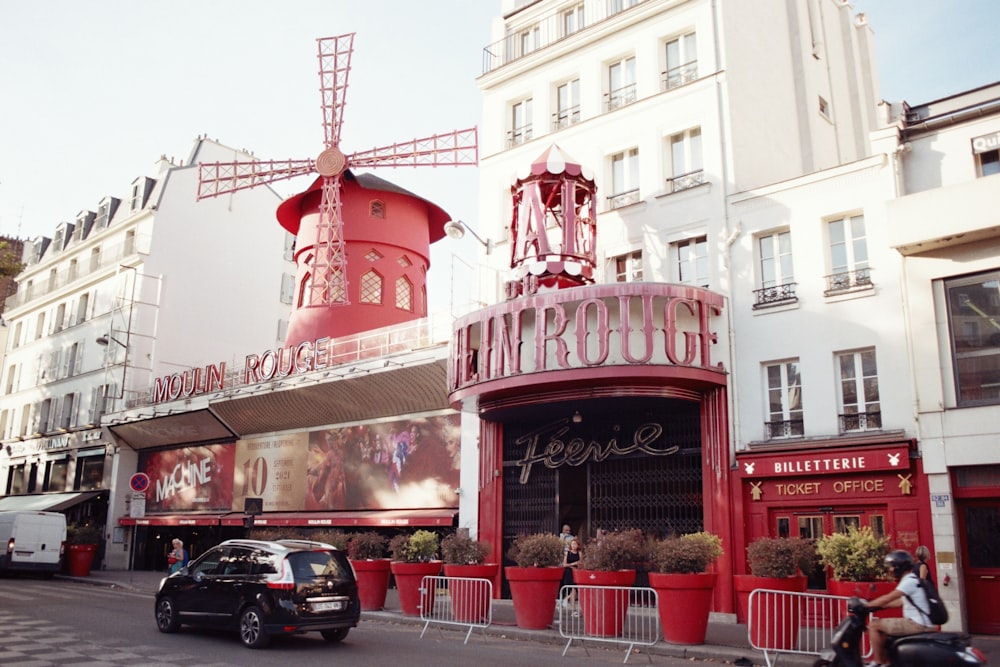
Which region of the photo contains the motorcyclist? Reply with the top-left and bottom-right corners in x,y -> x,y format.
865,550 -> 937,667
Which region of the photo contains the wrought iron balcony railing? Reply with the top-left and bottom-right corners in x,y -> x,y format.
824,268 -> 872,296
666,169 -> 705,193
839,411 -> 882,433
765,419 -> 804,439
753,282 -> 798,309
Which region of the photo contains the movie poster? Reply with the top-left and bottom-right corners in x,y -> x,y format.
139,444 -> 235,512
231,433 -> 309,512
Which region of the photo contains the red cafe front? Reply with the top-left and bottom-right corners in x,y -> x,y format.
732,438 -> 933,590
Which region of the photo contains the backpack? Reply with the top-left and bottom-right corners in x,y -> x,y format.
905,575 -> 949,626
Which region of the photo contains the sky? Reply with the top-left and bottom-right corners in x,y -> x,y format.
1,0 -> 999,304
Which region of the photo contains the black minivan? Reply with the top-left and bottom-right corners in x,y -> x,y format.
154,538 -> 360,648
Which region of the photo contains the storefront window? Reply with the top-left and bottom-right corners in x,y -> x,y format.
7,463 -> 26,494
45,458 -> 69,492
945,271 -> 1000,406
74,455 -> 105,491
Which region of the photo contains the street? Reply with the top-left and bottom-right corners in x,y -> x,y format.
0,575 -> 731,667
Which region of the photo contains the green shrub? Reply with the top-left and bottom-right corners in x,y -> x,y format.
650,531 -> 723,574
441,532 -> 491,565
347,531 -> 388,560
389,529 -> 439,563
580,529 -> 647,571
507,533 -> 565,568
747,537 -> 817,578
816,526 -> 891,581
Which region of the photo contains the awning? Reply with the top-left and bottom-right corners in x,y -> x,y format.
0,490 -> 106,512
118,513 -> 226,527
225,508 -> 458,528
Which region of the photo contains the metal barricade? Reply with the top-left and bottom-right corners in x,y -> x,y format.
557,585 -> 659,664
747,588 -> 872,667
418,575 -> 493,645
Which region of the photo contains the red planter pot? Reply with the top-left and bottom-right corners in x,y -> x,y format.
505,566 -> 565,630
443,563 -> 498,623
573,569 -> 636,638
350,558 -> 391,611
66,543 -> 98,577
390,561 -> 441,616
734,574 -> 807,650
649,572 -> 717,645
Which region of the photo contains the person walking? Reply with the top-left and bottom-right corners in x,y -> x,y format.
167,539 -> 188,574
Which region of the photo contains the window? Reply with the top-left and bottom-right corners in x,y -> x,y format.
755,231 -> 796,308
509,98 -> 533,147
609,148 -> 639,208
554,79 -> 581,130
89,246 -> 101,272
280,273 -> 295,305
519,24 -> 540,56
45,458 -> 69,492
54,303 -> 66,332
826,214 -> 870,294
765,360 -> 803,438
76,292 -> 90,324
612,251 -> 643,282
129,179 -> 145,211
663,32 -> 697,90
609,0 -> 639,14
977,149 -> 999,177
369,199 -> 385,219
5,364 -> 16,394
68,258 -> 78,281
96,199 -> 112,227
74,454 -> 104,491
35,312 -> 45,340
607,56 -> 636,111
674,236 -> 708,287
59,392 -> 77,430
395,276 -> 413,311
124,229 -> 136,255
359,270 -> 383,304
818,96 -> 831,120
11,321 -> 21,349
837,348 -> 881,431
668,128 -> 704,192
562,3 -> 584,36
7,463 -> 26,494
946,270 -> 1000,406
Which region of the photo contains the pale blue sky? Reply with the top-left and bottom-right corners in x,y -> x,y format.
1,0 -> 998,248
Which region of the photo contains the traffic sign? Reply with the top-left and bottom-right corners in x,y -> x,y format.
129,472 -> 150,494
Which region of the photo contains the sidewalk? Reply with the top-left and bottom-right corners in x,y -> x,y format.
63,569 -> 997,666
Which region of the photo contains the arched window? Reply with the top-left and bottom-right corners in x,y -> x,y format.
360,270 -> 383,304
395,275 -> 413,311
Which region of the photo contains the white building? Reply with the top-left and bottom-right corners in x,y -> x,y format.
0,137 -> 291,567
884,82 -> 1000,635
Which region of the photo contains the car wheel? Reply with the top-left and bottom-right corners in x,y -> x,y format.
155,597 -> 181,633
239,605 -> 270,649
321,628 -> 350,643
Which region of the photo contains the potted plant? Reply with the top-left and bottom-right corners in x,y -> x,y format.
816,526 -> 897,616
574,528 -> 646,638
65,522 -> 102,577
440,532 -> 497,623
734,536 -> 817,649
648,531 -> 723,644
388,530 -> 441,616
347,531 -> 390,611
504,532 -> 566,629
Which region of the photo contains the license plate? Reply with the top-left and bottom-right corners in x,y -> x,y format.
312,600 -> 345,612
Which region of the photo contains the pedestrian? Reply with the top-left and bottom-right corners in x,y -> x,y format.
914,545 -> 932,585
168,538 -> 187,574
558,524 -> 575,551
866,550 -> 937,667
561,538 -> 581,608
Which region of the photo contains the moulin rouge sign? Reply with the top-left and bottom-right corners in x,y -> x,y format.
449,283 -> 726,392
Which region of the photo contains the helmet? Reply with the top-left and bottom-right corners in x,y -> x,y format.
884,550 -> 914,579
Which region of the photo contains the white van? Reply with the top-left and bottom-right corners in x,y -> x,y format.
0,510 -> 67,574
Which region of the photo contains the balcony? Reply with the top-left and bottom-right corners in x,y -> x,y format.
839,411 -> 882,433
607,189 -> 640,210
551,106 -> 581,131
482,0 -> 650,74
661,61 -> 698,91
824,268 -> 872,296
605,84 -> 637,112
752,282 -> 798,309
765,419 -> 804,439
507,125 -> 534,148
666,169 -> 705,193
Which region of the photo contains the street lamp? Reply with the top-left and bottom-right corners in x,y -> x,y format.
444,219 -> 494,255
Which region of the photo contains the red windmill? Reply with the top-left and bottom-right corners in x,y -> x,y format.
197,33 -> 478,346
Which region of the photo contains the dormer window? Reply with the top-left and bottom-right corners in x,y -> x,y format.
129,177 -> 152,212
96,200 -> 111,228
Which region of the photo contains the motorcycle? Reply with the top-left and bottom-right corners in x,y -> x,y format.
813,596 -> 988,667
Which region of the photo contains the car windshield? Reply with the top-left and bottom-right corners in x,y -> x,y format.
287,550 -> 352,581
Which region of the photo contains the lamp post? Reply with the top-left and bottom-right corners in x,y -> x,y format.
444,219 -> 494,255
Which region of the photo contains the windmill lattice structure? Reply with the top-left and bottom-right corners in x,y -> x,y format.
198,33 -> 478,308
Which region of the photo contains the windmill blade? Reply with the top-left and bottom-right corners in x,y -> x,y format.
197,159 -> 316,200
349,127 -> 479,168
317,33 -> 355,150
309,174 -> 350,307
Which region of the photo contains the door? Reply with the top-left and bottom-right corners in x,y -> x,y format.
957,500 -> 1000,634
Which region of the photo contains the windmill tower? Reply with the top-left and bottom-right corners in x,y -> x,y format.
198,33 -> 477,346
